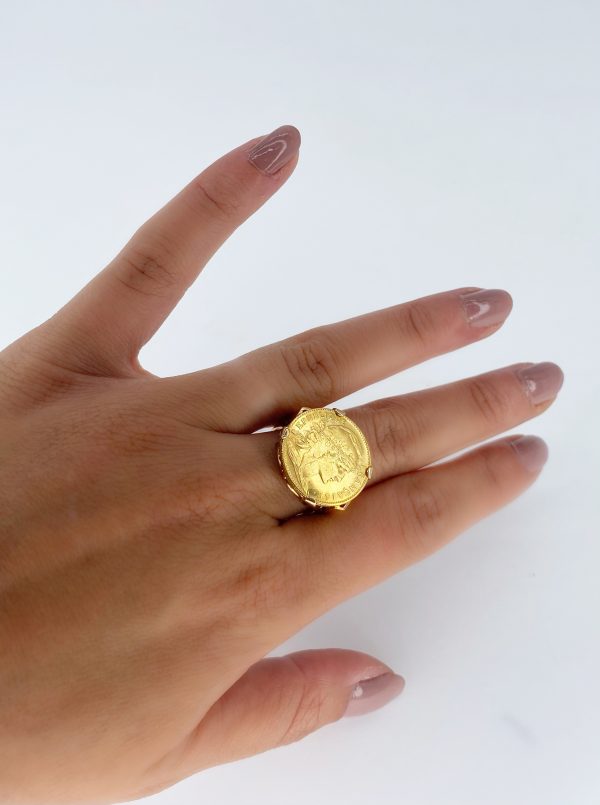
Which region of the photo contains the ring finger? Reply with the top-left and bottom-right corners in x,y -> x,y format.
251,360 -> 563,520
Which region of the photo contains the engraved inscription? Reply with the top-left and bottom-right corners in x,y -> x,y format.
279,408 -> 371,507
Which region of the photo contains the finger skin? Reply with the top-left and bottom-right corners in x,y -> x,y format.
347,362 -> 562,482
274,436 -> 548,619
169,287 -> 513,432
172,649 -> 403,780
41,126 -> 301,377
249,361 -> 563,520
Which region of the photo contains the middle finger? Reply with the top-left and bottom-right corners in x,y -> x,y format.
163,287 -> 513,433
251,361 -> 563,520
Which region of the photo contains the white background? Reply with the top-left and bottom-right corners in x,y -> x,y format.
1,2 -> 599,804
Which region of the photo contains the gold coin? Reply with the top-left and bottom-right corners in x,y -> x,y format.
277,407 -> 372,510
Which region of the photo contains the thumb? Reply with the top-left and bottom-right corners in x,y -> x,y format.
184,648 -> 405,772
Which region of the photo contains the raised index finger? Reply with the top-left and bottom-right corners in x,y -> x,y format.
43,125 -> 301,377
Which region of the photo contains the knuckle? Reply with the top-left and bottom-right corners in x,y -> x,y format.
0,344 -> 76,410
279,657 -> 328,745
400,477 -> 447,555
478,445 -> 508,489
190,175 -> 242,221
369,399 -> 420,471
278,334 -> 338,401
109,419 -> 174,457
100,405 -> 173,456
468,377 -> 511,427
92,395 -> 191,468
400,300 -> 436,347
115,239 -> 179,297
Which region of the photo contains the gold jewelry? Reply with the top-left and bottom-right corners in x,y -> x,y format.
277,407 -> 372,511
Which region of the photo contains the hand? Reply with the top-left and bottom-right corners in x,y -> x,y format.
0,125 -> 563,804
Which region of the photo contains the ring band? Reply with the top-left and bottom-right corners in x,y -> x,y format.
276,406 -> 372,511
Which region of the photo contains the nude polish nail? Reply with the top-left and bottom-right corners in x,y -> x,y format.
247,125 -> 301,175
510,435 -> 549,473
343,672 -> 406,717
515,362 -> 564,404
460,289 -> 513,328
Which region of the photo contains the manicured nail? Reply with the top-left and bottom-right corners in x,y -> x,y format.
516,362 -> 564,404
510,435 -> 549,473
247,125 -> 301,175
343,672 -> 405,717
460,289 -> 513,328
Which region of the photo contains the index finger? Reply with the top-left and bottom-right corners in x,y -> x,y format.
41,125 -> 301,377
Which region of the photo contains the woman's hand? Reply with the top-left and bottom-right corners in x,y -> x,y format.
0,125 -> 563,804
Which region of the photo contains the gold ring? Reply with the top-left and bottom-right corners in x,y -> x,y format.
276,406 -> 372,511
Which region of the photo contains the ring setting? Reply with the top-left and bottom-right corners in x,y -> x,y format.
276,406 -> 372,511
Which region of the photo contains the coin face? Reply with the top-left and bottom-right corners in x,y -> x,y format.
278,408 -> 372,508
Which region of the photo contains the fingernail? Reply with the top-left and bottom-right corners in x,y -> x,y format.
509,435 -> 549,473
343,672 -> 405,717
247,125 -> 301,175
515,362 -> 564,405
460,289 -> 513,328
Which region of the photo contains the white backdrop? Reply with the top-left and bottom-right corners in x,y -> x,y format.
1,2 -> 599,804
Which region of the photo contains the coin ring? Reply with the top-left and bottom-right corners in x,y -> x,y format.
277,406 -> 372,511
